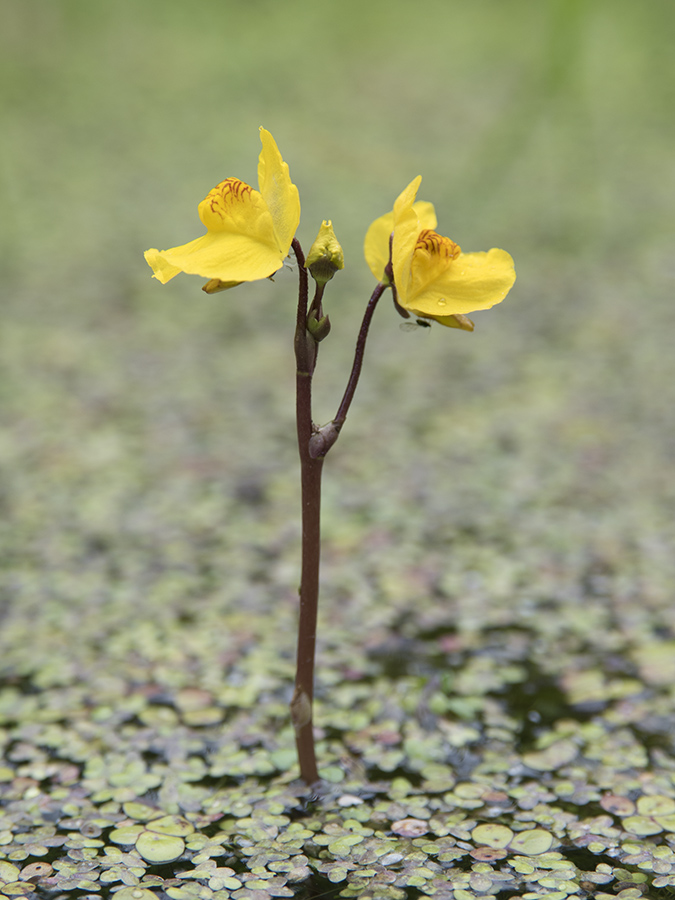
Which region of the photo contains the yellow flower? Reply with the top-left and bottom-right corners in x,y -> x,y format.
144,128 -> 300,292
364,176 -> 515,327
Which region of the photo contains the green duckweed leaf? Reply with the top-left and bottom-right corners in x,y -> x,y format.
623,816 -> 664,836
114,890 -> 159,900
0,863 -> 21,884
508,829 -> 554,855
122,803 -> 160,822
135,832 -> 186,864
654,814 -> 675,833
636,796 -> 675,817
522,740 -> 578,771
471,823 -> 514,848
145,815 -> 195,837
327,834 -> 365,857
109,827 -> 145,846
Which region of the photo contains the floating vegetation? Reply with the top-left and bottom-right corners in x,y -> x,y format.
3,584 -> 675,900
2,300 -> 675,897
3,296 -> 675,898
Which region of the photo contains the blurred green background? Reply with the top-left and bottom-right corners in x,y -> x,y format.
2,0 -> 675,725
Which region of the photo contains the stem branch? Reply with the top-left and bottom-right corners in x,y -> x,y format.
334,281 -> 387,428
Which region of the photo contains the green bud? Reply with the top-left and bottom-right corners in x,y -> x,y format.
305,220 -> 344,285
307,312 -> 331,342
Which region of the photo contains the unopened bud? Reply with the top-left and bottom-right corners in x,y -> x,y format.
308,421 -> 341,459
305,220 -> 344,285
202,278 -> 243,294
446,313 -> 474,331
307,312 -> 331,342
432,312 -> 475,331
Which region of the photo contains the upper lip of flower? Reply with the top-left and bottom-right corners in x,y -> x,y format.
144,127 -> 300,288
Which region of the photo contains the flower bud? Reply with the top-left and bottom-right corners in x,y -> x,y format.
443,313 -> 475,331
425,312 -> 474,331
202,278 -> 243,294
305,220 -> 344,285
307,312 -> 331,342
308,421 -> 341,458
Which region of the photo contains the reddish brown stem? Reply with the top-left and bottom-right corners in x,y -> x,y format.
290,237 -> 389,783
291,238 -> 322,785
333,282 -> 387,428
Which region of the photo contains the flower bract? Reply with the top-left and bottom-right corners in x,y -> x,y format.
364,176 -> 515,327
144,128 -> 300,291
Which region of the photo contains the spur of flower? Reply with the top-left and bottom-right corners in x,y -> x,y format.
364,176 -> 515,328
144,128 -> 300,293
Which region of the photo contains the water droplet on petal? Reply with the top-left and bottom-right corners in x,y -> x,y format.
437,299 -> 447,306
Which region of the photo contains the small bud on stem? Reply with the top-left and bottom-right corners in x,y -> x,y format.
308,421 -> 341,459
305,221 -> 344,286
202,278 -> 243,293
307,312 -> 331,342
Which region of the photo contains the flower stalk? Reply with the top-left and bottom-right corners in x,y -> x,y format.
291,236 -> 388,784
291,237 -> 322,785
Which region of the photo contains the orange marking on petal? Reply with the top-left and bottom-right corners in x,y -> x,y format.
206,178 -> 254,221
416,229 -> 461,260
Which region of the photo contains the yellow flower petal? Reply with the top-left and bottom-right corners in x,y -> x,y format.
144,249 -> 183,285
409,248 -> 516,317
147,231 -> 285,284
364,185 -> 436,282
198,178 -> 277,242
408,229 -> 461,304
391,177 -> 424,301
413,201 -> 436,232
363,213 -> 393,281
257,127 -> 301,256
